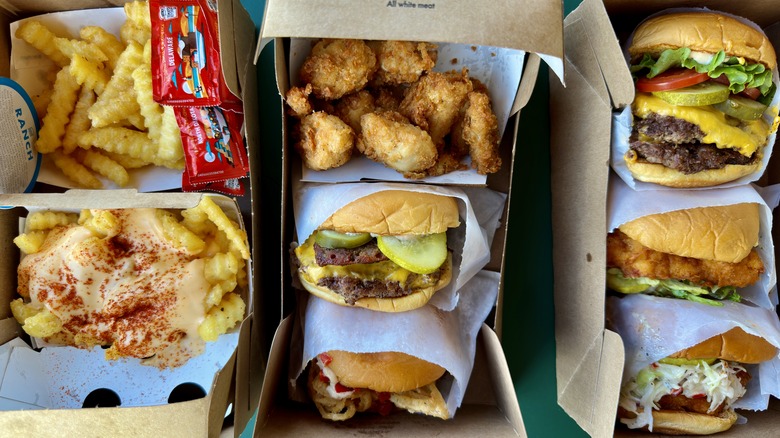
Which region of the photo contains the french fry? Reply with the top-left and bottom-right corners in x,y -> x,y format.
198,293 -> 245,342
15,20 -> 69,67
78,126 -> 171,167
159,106 -> 184,161
54,37 -> 107,64
69,54 -> 109,95
122,0 -> 152,45
50,150 -> 102,188
21,308 -> 63,338
193,197 -> 250,260
74,148 -> 131,187
62,87 -> 95,154
157,209 -> 206,254
131,63 -> 163,139
89,41 -> 144,128
78,209 -> 119,237
26,211 -> 78,231
80,26 -> 124,71
37,66 -> 81,154
102,151 -> 151,169
13,231 -> 48,254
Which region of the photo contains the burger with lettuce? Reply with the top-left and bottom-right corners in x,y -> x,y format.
625,11 -> 778,187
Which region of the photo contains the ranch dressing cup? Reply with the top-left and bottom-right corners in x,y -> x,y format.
0,77 -> 39,193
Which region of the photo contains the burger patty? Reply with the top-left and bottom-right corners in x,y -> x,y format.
607,230 -> 764,288
630,114 -> 756,174
314,241 -> 387,266
318,270 -> 442,305
656,370 -> 750,416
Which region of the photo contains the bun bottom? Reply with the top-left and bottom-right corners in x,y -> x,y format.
650,409 -> 738,435
298,256 -> 452,313
618,407 -> 738,435
625,154 -> 760,188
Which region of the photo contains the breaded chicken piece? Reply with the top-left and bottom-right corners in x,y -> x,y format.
333,90 -> 375,134
404,151 -> 467,179
399,69 -> 473,147
300,39 -> 378,100
369,40 -> 438,86
285,84 -> 314,118
607,230 -> 763,288
451,91 -> 502,174
373,86 -> 404,112
357,111 -> 437,174
295,111 -> 355,170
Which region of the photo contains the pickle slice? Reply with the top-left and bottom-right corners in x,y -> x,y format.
376,233 -> 447,275
314,230 -> 372,249
713,95 -> 768,120
652,82 -> 729,106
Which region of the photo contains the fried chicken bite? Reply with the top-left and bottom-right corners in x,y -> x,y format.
285,84 -> 314,118
295,111 -> 355,170
357,111 -> 437,175
333,90 -> 375,134
399,69 -> 473,147
404,151 -> 467,179
451,91 -> 502,174
300,39 -> 378,100
369,40 -> 438,86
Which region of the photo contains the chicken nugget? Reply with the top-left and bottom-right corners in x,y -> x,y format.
399,69 -> 473,147
357,111 -> 437,175
300,39 -> 377,100
451,91 -> 502,174
369,40 -> 438,86
404,152 -> 467,179
295,112 -> 354,170
285,84 -> 314,118
333,90 -> 375,134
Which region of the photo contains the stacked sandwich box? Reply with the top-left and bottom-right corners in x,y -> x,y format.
0,0 -> 261,436
551,0 -> 780,436
251,0 -> 565,435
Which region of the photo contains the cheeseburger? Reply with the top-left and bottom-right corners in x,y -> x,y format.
626,11 -> 778,187
607,203 -> 764,306
293,190 -> 460,312
618,327 -> 777,434
308,350 -> 448,421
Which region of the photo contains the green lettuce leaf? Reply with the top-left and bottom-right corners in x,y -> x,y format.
606,268 -> 742,307
631,48 -> 774,96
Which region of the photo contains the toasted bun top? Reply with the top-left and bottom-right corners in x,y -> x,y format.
629,12 -> 777,70
318,190 -> 460,235
617,203 -> 760,263
325,350 -> 446,393
669,327 -> 777,364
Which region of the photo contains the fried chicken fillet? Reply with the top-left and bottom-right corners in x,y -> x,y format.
300,39 -> 378,100
607,230 -> 763,289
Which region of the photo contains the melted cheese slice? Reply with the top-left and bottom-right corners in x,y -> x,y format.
633,92 -> 770,157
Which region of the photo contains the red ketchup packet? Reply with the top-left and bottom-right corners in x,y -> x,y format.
149,0 -> 242,111
175,106 -> 249,187
182,171 -> 245,196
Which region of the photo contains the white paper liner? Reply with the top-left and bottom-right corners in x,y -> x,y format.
607,175 -> 778,308
293,182 -> 504,311
0,332 -> 238,409
607,294 -> 780,412
292,269 -> 500,418
609,7 -> 780,191
9,9 -> 183,192
288,38 -> 525,185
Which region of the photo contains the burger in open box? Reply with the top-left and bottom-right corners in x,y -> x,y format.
619,10 -> 780,188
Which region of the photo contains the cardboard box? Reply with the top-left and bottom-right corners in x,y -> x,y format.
551,0 -> 780,436
0,0 -> 260,436
252,0 -> 564,435
0,190 -> 250,437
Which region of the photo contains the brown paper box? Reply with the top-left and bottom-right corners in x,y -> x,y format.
551,0 -> 780,436
0,0 -> 260,435
252,0 -> 564,435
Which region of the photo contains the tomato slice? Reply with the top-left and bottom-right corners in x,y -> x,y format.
636,68 -> 710,92
740,87 -> 762,100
